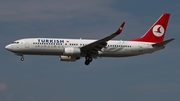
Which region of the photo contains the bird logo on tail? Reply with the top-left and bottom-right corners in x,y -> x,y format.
153,25 -> 165,37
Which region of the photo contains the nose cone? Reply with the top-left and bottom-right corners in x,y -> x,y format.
5,44 -> 12,51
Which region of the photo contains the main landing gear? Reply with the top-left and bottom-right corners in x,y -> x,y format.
85,55 -> 93,65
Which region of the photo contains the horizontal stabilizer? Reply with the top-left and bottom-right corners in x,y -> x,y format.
152,38 -> 175,47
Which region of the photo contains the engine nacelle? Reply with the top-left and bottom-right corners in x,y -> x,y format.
64,47 -> 81,56
60,55 -> 79,62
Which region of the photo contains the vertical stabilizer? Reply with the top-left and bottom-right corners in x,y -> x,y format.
130,13 -> 170,43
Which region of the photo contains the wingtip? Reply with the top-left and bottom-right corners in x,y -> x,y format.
114,22 -> 125,35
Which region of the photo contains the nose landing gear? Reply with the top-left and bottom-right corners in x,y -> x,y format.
15,54 -> 24,61
20,56 -> 24,61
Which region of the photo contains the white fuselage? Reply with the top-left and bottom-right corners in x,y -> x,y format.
5,38 -> 163,58
4,14 -> 172,65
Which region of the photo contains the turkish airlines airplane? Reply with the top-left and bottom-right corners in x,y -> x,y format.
5,13 -> 174,65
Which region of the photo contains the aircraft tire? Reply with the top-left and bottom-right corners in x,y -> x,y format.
87,57 -> 93,62
85,60 -> 90,65
21,56 -> 24,61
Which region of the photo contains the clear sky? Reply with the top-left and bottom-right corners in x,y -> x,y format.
0,0 -> 180,101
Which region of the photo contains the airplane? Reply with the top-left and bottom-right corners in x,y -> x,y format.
5,13 -> 174,65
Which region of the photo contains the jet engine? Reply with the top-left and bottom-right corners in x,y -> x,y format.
60,55 -> 80,62
63,47 -> 81,56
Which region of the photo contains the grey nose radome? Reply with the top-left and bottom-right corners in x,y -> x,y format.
5,44 -> 12,51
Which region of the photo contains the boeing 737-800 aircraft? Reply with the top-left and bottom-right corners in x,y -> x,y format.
5,13 -> 174,65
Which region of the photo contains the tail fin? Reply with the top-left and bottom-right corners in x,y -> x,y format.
130,13 -> 170,43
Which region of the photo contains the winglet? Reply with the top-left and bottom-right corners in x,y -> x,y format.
114,22 -> 125,35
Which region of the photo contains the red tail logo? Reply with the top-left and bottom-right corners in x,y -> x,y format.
130,13 -> 170,43
153,25 -> 164,37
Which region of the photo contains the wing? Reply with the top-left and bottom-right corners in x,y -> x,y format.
81,22 -> 125,55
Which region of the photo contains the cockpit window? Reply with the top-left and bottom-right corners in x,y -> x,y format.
12,42 -> 19,44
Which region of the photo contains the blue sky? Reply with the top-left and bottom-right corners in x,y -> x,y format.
0,0 -> 180,101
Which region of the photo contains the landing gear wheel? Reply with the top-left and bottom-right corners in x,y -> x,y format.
85,60 -> 90,65
87,57 -> 92,62
85,55 -> 93,65
20,56 -> 24,61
